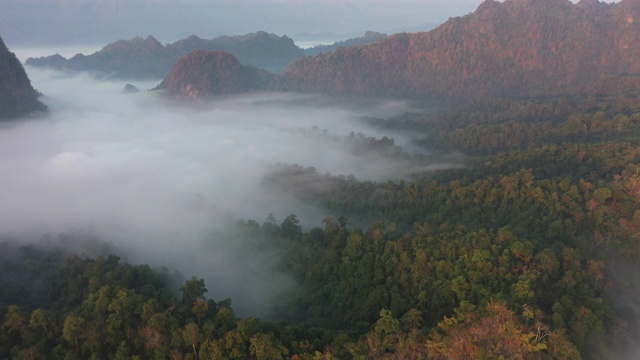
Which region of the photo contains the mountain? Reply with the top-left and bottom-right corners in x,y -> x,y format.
165,32 -> 302,74
282,0 -> 640,101
26,32 -> 302,78
157,50 -> 273,99
0,37 -> 47,120
26,0 -> 640,102
25,31 -> 386,80
67,36 -> 165,79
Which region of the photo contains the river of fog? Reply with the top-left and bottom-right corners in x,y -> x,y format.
1,67 -> 436,316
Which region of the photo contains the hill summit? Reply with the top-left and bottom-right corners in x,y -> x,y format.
157,50 -> 273,99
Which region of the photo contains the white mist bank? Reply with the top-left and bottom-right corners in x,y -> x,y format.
1,68 -> 438,316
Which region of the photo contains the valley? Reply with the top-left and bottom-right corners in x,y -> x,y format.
1,1 -> 639,359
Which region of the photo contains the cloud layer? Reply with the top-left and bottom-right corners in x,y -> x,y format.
1,68 -> 432,315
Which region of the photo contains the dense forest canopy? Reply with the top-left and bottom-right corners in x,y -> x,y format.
2,90 -> 640,359
3,1 -> 640,359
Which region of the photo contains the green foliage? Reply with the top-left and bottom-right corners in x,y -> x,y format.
3,91 -> 640,359
181,277 -> 208,304
426,301 -> 547,359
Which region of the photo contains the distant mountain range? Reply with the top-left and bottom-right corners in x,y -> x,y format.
21,0 -> 640,103
26,32 -> 300,77
283,0 -> 640,101
25,31 -> 386,78
0,0 -> 442,45
0,37 -> 46,120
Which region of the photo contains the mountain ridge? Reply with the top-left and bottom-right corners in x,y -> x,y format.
25,31 -> 385,79
0,37 -> 47,120
282,0 -> 640,101
22,0 -> 640,102
25,32 -> 303,78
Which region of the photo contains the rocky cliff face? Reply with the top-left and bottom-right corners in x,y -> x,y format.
282,0 -> 640,101
158,50 -> 273,99
0,37 -> 47,120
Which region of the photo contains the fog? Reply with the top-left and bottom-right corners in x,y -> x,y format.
0,0 -> 471,46
0,67 -> 443,316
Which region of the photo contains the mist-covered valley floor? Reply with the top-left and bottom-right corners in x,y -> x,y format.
0,68 -> 451,316
3,62 -> 640,360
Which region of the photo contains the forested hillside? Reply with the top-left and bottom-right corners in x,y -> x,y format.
283,0 -> 640,101
3,90 -> 640,359
157,50 -> 274,99
4,0 -> 640,358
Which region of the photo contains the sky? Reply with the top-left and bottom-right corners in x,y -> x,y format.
0,0 -> 620,46
0,0 -> 475,45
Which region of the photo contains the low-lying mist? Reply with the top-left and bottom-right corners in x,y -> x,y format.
1,68 -> 445,316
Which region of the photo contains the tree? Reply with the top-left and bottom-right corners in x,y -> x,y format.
3,305 -> 26,338
183,322 -> 202,359
427,301 -> 546,360
372,309 -> 400,354
29,308 -> 50,333
63,314 -> 86,352
192,299 -> 209,325
181,277 -> 208,304
280,215 -> 302,240
249,333 -> 288,360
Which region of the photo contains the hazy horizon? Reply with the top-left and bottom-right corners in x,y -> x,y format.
1,0 -> 623,48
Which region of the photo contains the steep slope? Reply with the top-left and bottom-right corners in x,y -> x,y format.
0,37 -> 46,120
157,50 -> 273,99
283,0 -> 640,101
